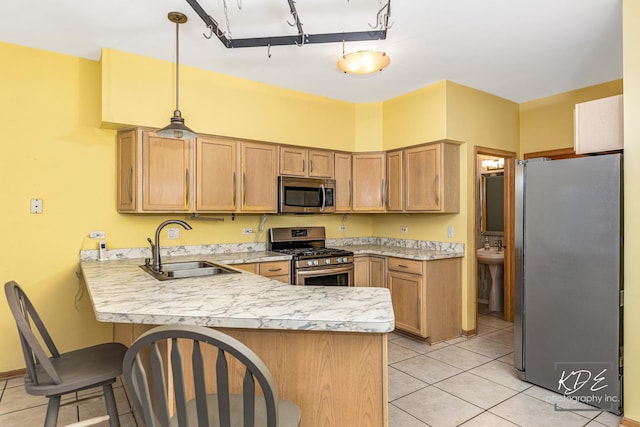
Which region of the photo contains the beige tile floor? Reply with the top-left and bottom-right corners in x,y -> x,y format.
387,306 -> 624,427
0,308 -> 624,426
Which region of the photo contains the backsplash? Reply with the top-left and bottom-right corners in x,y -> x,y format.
80,237 -> 464,262
327,237 -> 464,253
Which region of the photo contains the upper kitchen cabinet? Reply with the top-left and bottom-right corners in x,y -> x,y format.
334,153 -> 352,212
574,94 -> 623,154
385,150 -> 403,212
196,136 -> 237,212
279,146 -> 335,178
240,142 -> 278,212
404,142 -> 460,213
352,152 -> 386,212
117,128 -> 192,213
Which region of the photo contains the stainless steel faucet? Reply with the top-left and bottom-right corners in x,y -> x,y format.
146,220 -> 192,272
495,239 -> 503,252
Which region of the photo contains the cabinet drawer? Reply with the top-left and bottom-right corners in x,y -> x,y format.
387,257 -> 423,275
258,261 -> 290,277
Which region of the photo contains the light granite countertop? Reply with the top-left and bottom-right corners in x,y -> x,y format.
80,254 -> 395,334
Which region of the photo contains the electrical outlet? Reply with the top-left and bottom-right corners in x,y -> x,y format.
30,198 -> 43,214
167,228 -> 180,239
339,225 -> 346,231
448,225 -> 454,238
400,226 -> 408,233
89,231 -> 106,239
242,228 -> 255,235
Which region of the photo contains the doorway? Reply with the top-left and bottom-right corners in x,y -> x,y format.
473,147 -> 516,332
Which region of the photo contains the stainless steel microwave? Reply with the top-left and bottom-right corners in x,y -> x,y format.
278,176 -> 336,214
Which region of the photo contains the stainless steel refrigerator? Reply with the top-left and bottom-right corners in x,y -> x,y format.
514,153 -> 623,414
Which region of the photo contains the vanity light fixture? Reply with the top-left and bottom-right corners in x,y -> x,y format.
157,12 -> 197,140
337,50 -> 390,74
481,158 -> 504,170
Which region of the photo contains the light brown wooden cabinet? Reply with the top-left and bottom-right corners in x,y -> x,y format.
404,141 -> 460,213
279,146 -> 334,178
240,142 -> 278,212
334,153 -> 352,212
196,136 -> 237,212
574,94 -> 623,154
235,260 -> 290,283
385,150 -> 403,211
354,255 -> 386,288
352,152 -> 386,212
387,256 -> 461,342
258,260 -> 290,283
117,128 -> 192,213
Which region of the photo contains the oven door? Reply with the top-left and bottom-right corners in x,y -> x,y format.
295,264 -> 353,286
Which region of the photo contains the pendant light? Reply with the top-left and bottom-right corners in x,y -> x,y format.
157,12 -> 197,140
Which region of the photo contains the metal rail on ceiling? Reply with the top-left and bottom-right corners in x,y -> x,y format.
185,0 -> 391,48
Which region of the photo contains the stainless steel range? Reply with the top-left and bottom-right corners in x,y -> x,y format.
268,227 -> 354,286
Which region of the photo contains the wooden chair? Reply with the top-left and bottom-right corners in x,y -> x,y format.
4,281 -> 127,427
122,324 -> 301,427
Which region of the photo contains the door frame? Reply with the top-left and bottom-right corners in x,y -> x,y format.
473,146 -> 517,328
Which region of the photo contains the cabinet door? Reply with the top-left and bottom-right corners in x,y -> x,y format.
574,94 -> 623,154
308,150 -> 335,178
405,144 -> 440,211
334,153 -> 352,212
386,150 -> 403,211
258,261 -> 290,283
241,142 -> 278,212
387,271 -> 427,337
369,256 -> 386,288
352,153 -> 386,212
196,136 -> 237,211
117,129 -> 137,211
353,256 -> 370,287
279,146 -> 306,176
142,132 -> 191,211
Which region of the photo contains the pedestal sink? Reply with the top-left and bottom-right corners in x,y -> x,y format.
477,248 -> 504,312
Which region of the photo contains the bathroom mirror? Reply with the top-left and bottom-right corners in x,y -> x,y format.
481,172 -> 504,234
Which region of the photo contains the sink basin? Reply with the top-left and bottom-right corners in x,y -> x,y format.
140,261 -> 241,281
476,248 -> 504,265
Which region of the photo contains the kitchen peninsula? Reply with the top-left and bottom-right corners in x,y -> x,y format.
80,252 -> 394,427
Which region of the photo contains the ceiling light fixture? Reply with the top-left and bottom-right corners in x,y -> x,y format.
337,50 -> 390,75
157,12 -> 197,140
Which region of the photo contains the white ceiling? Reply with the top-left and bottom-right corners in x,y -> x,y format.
0,0 -> 622,103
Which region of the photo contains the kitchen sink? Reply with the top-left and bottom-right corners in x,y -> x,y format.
140,260 -> 240,281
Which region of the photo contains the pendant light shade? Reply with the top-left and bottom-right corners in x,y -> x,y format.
157,12 -> 197,140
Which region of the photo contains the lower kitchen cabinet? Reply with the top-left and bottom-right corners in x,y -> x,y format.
354,255 -> 386,287
258,260 -> 290,283
387,256 -> 461,342
234,260 -> 290,284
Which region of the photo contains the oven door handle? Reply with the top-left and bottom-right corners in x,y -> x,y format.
320,184 -> 326,212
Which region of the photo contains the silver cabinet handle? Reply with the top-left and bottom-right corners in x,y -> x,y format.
310,159 -> 313,173
127,165 -> 133,204
185,168 -> 190,207
380,179 -> 385,207
302,159 -> 305,173
232,172 -> 237,207
435,174 -> 440,206
268,268 -> 282,272
348,179 -> 352,207
243,173 -> 246,206
398,264 -> 409,268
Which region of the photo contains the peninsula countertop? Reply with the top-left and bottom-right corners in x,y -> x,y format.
79,254 -> 394,334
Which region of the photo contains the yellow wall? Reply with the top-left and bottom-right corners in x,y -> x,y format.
623,0 -> 640,421
101,49 -> 356,151
519,80 -> 623,154
0,43 -> 371,372
354,102 -> 384,151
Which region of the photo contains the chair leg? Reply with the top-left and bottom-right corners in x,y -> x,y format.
44,395 -> 61,427
103,384 -> 121,427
